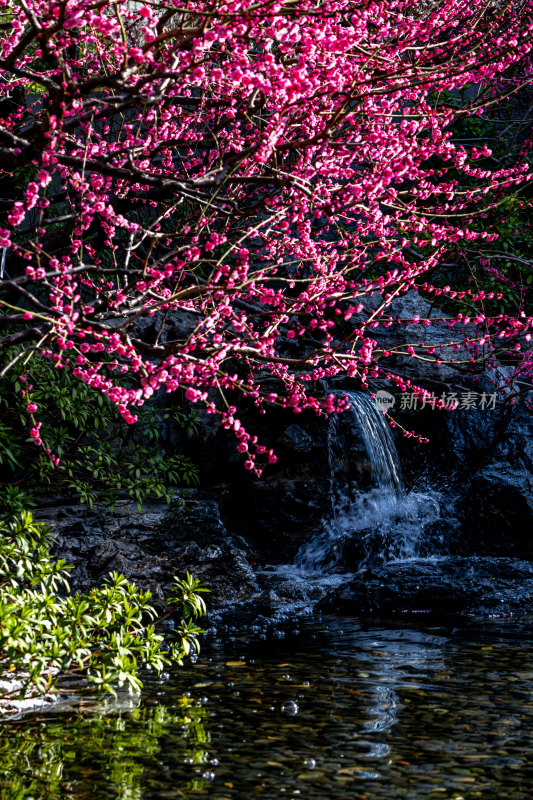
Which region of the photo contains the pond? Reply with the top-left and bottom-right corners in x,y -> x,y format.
3,614 -> 533,799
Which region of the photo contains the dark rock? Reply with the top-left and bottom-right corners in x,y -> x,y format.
37,495 -> 259,607
128,309 -> 199,346
443,402 -> 533,555
491,402 -> 533,470
173,541 -> 259,605
317,556 -> 533,617
186,401 -> 335,553
280,424 -> 314,453
461,462 -> 533,556
218,478 -> 332,559
441,405 -> 502,461
162,494 -> 231,550
363,291 -> 479,383
389,392 -> 532,560
88,540 -> 172,598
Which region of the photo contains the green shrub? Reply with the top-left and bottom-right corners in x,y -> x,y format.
0,349 -> 200,514
0,512 -> 208,708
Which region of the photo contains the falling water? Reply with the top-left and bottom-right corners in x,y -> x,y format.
295,391 -> 441,574
260,390 -> 444,609
330,391 -> 403,503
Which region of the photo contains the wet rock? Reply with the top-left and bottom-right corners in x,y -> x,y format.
164,493 -> 231,550
88,540 -> 172,598
241,479 -> 332,556
415,363 -> 520,468
317,556 -> 533,617
36,494 -> 259,606
390,390 -> 532,558
173,541 -> 259,605
491,402 -> 533,470
445,402 -> 533,555
37,499 -> 174,551
280,424 -> 314,453
187,403 -> 334,554
462,462 -> 533,556
441,405 -> 503,462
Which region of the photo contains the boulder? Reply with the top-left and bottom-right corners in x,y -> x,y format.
173,541 -> 259,605
318,556 -> 533,617
128,309 -> 199,345
491,401 -> 533,470
280,424 -> 314,453
461,462 -> 533,556
36,494 -> 260,606
444,402 -> 533,556
359,291 -> 479,383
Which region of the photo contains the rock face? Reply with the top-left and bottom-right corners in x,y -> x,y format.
183,403 -> 337,557
464,462 -> 533,556
360,290 -> 480,383
37,494 -> 259,606
318,557 -> 533,617
441,401 -> 533,558
127,309 -> 199,346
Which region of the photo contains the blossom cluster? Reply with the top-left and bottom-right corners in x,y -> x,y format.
0,0 -> 532,468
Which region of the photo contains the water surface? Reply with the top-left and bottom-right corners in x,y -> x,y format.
3,615 -> 533,799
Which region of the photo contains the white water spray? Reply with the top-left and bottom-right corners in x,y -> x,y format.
295,391 -> 441,574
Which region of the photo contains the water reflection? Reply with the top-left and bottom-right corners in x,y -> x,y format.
0,697 -> 212,800
2,617 -> 533,799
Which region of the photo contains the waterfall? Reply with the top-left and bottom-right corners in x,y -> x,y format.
331,391 -> 403,503
295,391 -> 441,574
259,390 -> 445,614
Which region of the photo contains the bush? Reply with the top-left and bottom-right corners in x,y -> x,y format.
0,349 -> 199,514
0,512 -> 208,709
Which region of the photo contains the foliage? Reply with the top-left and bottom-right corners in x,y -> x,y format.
0,348 -> 199,513
0,0 -> 532,466
0,511 -> 208,707
422,90 -> 533,320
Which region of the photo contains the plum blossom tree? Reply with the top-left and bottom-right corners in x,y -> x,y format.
0,0 -> 532,472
